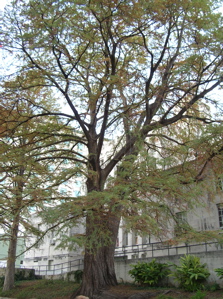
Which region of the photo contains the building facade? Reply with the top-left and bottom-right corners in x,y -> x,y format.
21,161 -> 223,273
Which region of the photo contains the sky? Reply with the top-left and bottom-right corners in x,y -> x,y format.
0,0 -> 7,11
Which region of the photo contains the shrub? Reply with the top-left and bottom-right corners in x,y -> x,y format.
170,255 -> 210,291
129,259 -> 170,286
0,269 -> 36,287
214,268 -> 223,279
205,283 -> 220,291
14,269 -> 36,281
190,290 -> 206,299
74,269 -> 83,283
0,276 -> 4,287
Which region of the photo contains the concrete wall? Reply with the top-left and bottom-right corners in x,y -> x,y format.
0,253 -> 222,288
114,251 -> 223,287
38,250 -> 223,286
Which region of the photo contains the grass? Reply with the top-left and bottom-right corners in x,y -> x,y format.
0,280 -> 223,299
0,279 -> 79,299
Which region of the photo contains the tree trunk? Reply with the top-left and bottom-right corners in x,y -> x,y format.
71,211 -> 120,299
3,214 -> 20,291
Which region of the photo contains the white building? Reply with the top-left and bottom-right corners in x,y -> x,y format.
22,160 -> 87,274
21,160 -> 223,274
23,218 -> 85,275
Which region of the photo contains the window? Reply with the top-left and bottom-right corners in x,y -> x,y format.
217,204 -> 223,228
48,260 -> 53,271
132,231 -> 138,245
123,231 -> 128,246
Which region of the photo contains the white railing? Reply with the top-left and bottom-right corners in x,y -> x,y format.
114,241 -> 223,259
21,258 -> 84,276
20,241 -> 223,275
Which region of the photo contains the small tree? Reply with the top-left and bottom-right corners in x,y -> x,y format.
0,97 -> 76,291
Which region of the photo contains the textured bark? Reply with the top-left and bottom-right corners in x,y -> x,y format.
71,212 -> 120,299
3,213 -> 19,291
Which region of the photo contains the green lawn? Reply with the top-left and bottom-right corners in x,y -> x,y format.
0,279 -> 79,299
1,280 -> 223,299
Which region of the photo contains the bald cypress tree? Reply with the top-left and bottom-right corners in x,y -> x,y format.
1,0 -> 223,296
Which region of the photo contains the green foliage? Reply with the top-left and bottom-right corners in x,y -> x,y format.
214,268 -> 223,279
15,269 -> 36,281
205,283 -> 220,291
157,295 -> 174,299
0,276 -> 4,287
129,259 -> 170,286
0,269 -> 36,287
190,290 -> 206,299
74,270 -> 83,284
0,279 -> 77,299
157,296 -> 173,299
15,271 -> 27,282
170,255 -> 210,291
